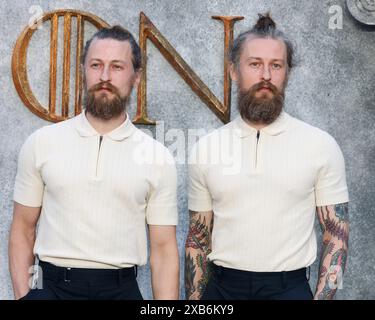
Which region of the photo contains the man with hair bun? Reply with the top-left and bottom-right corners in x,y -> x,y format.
185,13 -> 349,300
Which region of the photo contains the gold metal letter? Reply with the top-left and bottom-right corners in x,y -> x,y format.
134,13 -> 243,125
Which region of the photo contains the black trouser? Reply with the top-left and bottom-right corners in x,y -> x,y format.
201,264 -> 313,300
20,261 -> 143,300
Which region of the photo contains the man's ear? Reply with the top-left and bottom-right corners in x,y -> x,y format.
229,63 -> 239,82
134,69 -> 142,86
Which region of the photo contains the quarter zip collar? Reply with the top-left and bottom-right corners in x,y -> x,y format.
74,110 -> 136,141
235,111 -> 291,138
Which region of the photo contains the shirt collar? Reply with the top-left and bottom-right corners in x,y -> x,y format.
235,111 -> 291,138
74,110 -> 136,141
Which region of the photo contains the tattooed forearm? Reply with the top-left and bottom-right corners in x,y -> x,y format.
185,252 -> 196,298
317,240 -> 333,281
315,203 -> 349,300
317,248 -> 347,300
185,211 -> 214,300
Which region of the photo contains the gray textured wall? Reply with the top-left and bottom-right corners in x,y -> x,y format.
0,0 -> 374,300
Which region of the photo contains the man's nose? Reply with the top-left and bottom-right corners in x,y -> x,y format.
100,65 -> 111,82
261,66 -> 271,82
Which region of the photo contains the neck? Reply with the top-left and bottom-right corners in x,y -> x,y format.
85,111 -> 127,135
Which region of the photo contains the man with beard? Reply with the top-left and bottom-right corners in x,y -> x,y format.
9,26 -> 179,300
185,14 -> 349,300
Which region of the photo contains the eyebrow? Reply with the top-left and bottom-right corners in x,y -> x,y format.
89,58 -> 126,64
247,57 -> 284,62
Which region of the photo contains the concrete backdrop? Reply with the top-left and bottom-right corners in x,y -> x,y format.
0,0 -> 374,299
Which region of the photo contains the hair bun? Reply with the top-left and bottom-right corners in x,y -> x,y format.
254,13 -> 276,32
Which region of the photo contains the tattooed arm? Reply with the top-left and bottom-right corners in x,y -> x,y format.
185,210 -> 214,300
315,202 -> 349,300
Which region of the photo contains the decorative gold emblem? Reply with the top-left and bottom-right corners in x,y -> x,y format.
12,9 -> 109,122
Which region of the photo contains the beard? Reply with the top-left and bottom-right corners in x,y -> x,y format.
237,80 -> 285,125
84,81 -> 130,120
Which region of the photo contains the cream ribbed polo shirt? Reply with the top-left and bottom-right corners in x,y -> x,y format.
14,111 -> 178,269
188,111 -> 349,272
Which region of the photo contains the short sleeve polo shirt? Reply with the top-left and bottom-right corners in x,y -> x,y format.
14,111 -> 178,269
188,111 -> 349,272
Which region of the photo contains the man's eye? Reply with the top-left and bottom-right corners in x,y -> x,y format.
91,63 -> 100,69
273,64 -> 282,69
113,65 -> 123,70
249,62 -> 260,68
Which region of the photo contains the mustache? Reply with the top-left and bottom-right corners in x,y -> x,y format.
245,81 -> 279,96
88,81 -> 120,95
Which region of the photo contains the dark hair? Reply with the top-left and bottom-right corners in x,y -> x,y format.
81,25 -> 141,71
230,13 -> 295,72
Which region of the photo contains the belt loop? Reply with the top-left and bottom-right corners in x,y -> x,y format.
306,267 -> 311,281
64,268 -> 71,283
135,265 -> 138,278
